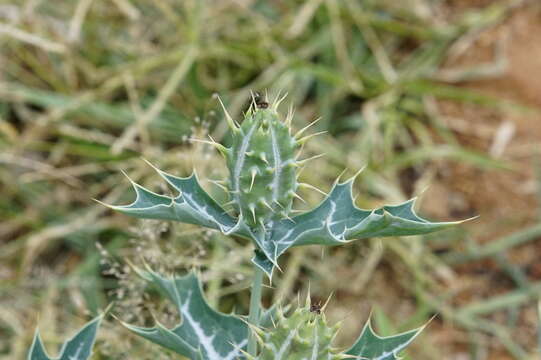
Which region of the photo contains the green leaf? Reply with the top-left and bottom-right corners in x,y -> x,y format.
28,316 -> 102,360
102,162 -> 251,238
252,250 -> 275,278
121,268 -> 248,360
27,333 -> 49,360
254,176 -> 466,278
103,163 -> 465,280
346,319 -> 424,359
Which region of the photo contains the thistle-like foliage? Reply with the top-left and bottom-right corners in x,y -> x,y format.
345,321 -> 425,360
101,94 -> 466,278
28,315 -> 102,360
120,267 -> 249,360
248,297 -> 345,360
247,296 -> 424,360
31,93 -> 464,360
119,266 -> 285,360
118,270 -> 423,360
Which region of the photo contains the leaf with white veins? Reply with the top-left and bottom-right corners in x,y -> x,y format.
101,162 -> 251,238
346,319 -> 425,359
254,176 -> 466,278
28,315 -> 102,360
121,268 -> 248,360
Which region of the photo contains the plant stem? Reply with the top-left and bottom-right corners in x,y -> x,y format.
247,265 -> 264,356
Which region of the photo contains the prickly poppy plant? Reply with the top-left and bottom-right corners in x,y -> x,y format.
27,93 -> 465,359
102,94 -> 461,278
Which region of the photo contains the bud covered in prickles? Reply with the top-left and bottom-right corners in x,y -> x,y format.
223,95 -> 300,228
248,302 -> 347,360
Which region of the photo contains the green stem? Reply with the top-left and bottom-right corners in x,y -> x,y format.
247,264 -> 264,356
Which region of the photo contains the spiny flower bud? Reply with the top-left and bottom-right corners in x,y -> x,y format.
226,101 -> 299,228
253,305 -> 346,360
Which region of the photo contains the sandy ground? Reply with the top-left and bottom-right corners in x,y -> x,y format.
423,3 -> 541,358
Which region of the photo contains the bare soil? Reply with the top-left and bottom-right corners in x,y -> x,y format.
422,3 -> 541,358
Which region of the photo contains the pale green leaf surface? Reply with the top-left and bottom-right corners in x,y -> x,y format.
27,332 -> 49,360
122,269 -> 248,360
254,177 -> 464,278
104,165 -> 463,280
346,320 -> 424,359
28,316 -> 102,360
103,165 -> 251,238
252,250 -> 275,278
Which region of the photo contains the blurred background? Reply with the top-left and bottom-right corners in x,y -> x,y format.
1,0 -> 540,359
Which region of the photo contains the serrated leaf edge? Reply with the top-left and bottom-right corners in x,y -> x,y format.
28,315 -> 102,360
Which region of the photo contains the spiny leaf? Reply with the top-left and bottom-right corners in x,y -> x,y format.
28,316 -> 102,360
346,319 -> 425,359
121,268 -> 248,360
253,175 -> 467,278
101,163 -> 251,238
252,250 -> 275,278
100,103 -> 468,281
27,333 -> 49,360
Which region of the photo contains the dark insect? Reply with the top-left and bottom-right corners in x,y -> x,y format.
310,303 -> 322,315
254,92 -> 269,109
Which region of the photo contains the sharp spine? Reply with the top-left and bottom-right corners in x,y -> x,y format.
285,103 -> 294,128
208,179 -> 229,192
249,90 -> 258,113
296,153 -> 325,166
294,117 -> 321,139
259,152 -> 269,164
259,198 -> 274,212
289,191 -> 306,203
296,131 -> 327,145
249,203 -> 257,223
190,137 -> 229,155
273,90 -> 288,111
249,168 -> 258,191
298,182 -> 327,196
350,166 -> 367,184
215,94 -> 239,130
281,212 -> 295,222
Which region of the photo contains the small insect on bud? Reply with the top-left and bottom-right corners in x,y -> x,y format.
254,92 -> 269,109
310,302 -> 322,315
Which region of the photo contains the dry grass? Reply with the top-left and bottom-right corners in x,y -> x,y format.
1,0 -> 540,359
